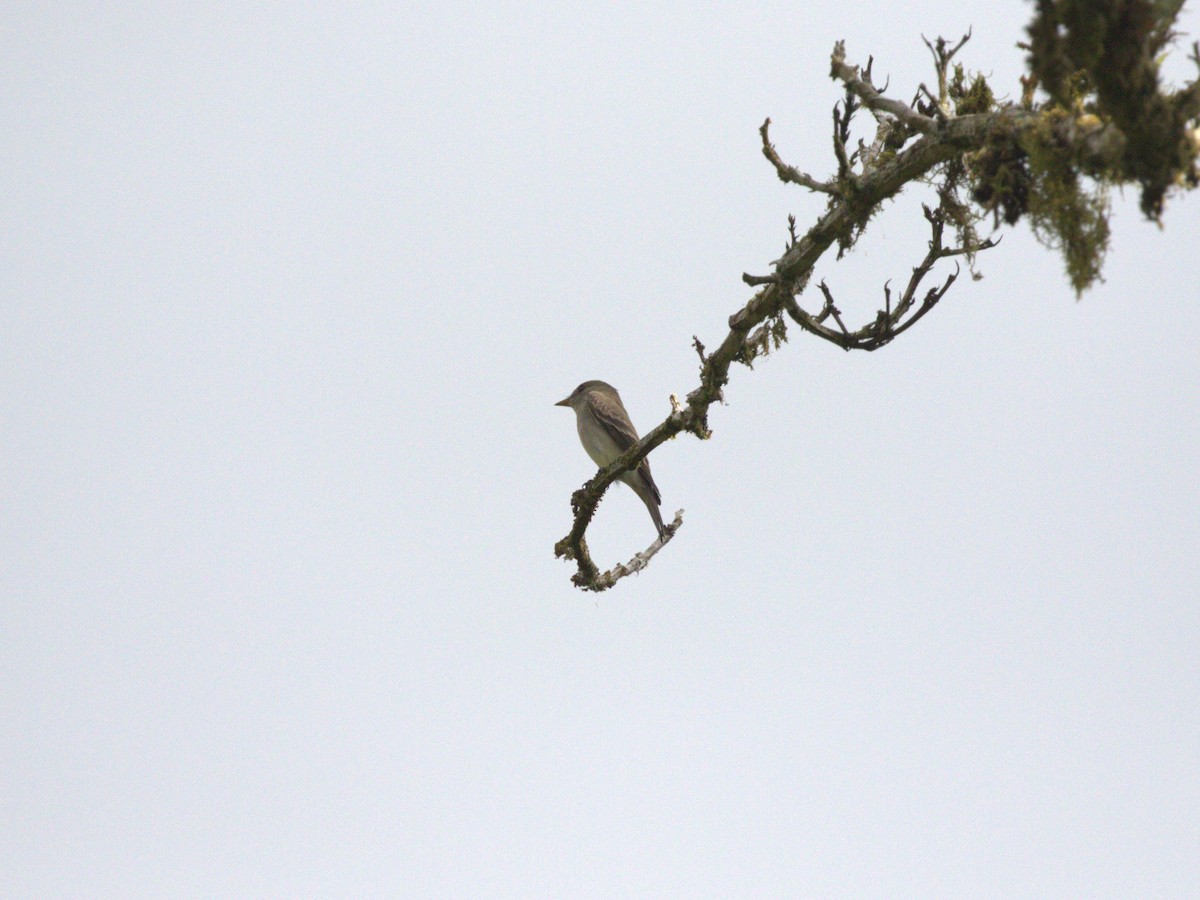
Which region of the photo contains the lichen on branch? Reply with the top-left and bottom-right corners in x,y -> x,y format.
557,15 -> 1198,591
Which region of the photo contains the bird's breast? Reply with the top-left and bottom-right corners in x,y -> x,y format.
576,413 -> 621,467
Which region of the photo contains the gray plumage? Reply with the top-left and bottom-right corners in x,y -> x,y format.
555,380 -> 665,537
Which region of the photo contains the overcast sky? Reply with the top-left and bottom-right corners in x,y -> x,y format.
4,2 -> 1199,896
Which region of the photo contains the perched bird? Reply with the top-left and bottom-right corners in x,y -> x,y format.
556,380 -> 665,538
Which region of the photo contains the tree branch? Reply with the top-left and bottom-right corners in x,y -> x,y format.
760,118 -> 838,193
557,28 -> 1198,591
830,40 -> 938,135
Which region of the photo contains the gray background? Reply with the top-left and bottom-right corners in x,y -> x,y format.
4,2 -> 1198,895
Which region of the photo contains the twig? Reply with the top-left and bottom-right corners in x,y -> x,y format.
830,40 -> 938,135
832,103 -> 853,179
921,29 -> 972,115
783,200 -> 996,353
817,281 -> 851,336
573,511 -> 685,592
760,119 -> 838,193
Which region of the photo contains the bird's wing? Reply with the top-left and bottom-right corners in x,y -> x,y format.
589,391 -> 661,505
588,391 -> 638,454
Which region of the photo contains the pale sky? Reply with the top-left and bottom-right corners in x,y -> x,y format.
4,2 -> 1199,896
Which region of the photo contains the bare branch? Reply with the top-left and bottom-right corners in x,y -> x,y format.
779,197 -> 997,353
560,511 -> 684,592
832,102 -> 853,180
890,265 -> 958,339
917,82 -> 944,118
947,28 -> 973,60
760,118 -> 838,193
817,282 -> 851,336
831,40 -> 937,135
923,29 -> 972,111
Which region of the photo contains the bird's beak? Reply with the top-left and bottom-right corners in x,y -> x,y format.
554,396 -> 571,407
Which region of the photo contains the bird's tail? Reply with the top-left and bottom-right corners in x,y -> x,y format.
625,471 -> 666,538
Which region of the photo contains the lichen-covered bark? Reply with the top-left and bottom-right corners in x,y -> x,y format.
1028,0 -> 1200,216
557,17 -> 1199,591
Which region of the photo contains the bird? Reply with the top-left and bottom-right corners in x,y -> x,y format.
555,380 -> 666,538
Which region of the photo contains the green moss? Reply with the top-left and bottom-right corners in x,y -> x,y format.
969,123 -> 1032,226
1026,0 -> 1194,218
935,159 -> 987,276
968,108 -> 1111,294
951,65 -> 996,116
1021,112 -> 1112,294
